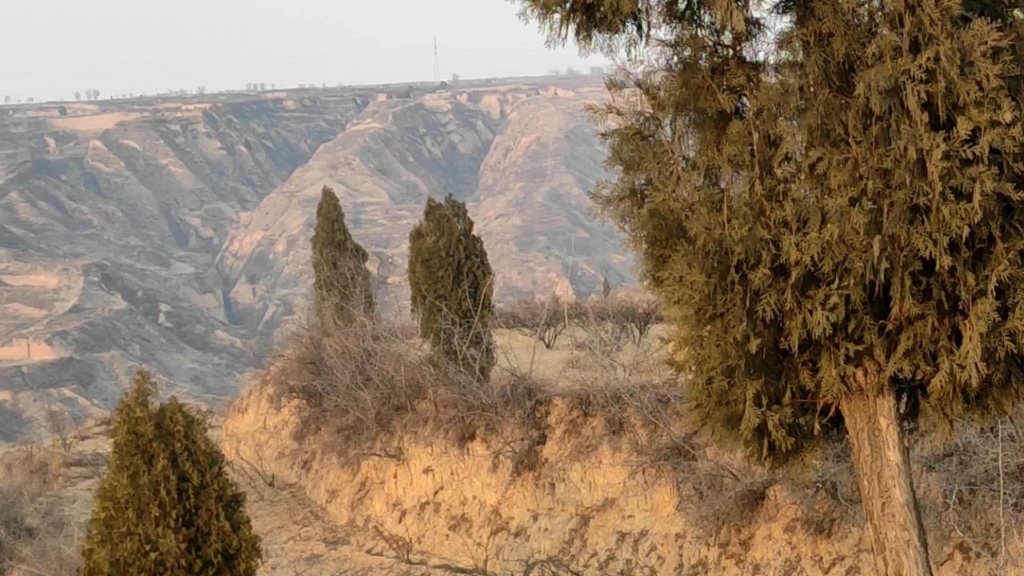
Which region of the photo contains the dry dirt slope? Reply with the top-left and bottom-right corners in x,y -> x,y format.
0,78 -> 634,443
217,327 -> 1024,576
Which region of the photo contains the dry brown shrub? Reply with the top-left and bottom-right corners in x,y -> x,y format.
496,296 -> 570,350
44,408 -> 77,454
568,297 -> 663,346
269,311 -> 544,459
917,416 -> 1024,567
0,446 -> 82,576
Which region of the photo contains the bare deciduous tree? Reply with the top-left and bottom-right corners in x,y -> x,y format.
45,408 -> 75,454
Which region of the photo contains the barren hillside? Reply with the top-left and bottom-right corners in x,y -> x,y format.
0,78 -> 634,442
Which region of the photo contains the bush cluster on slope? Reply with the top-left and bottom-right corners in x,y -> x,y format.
276,189 -> 521,453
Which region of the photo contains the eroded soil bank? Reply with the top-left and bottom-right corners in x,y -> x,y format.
222,375 -> 1023,575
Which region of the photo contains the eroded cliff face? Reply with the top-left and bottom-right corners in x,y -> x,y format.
220,375 -> 1019,569
221,376 -> 1019,576
472,94 -> 630,300
0,79 -> 637,442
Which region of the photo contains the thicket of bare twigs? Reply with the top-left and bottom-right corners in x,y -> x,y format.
495,295 -> 663,350
270,309 -> 544,458
919,418 -> 1024,567
271,292 -> 673,452
0,444 -> 84,576
267,293 -> 804,543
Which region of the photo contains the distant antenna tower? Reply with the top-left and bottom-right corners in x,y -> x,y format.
433,37 -> 441,82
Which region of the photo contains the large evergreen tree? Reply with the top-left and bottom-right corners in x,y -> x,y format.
408,194 -> 496,381
513,0 -> 1024,573
81,369 -> 261,576
311,185 -> 374,327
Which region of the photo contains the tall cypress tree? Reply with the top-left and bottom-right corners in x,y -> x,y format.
514,0 -> 1024,573
311,185 -> 374,327
81,369 -> 261,576
408,195 -> 496,382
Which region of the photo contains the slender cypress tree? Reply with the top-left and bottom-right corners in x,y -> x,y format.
81,369 -> 261,576
408,195 -> 496,381
311,185 -> 374,327
514,0 -> 1024,573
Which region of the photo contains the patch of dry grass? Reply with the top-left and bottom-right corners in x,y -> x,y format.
0,435 -> 95,576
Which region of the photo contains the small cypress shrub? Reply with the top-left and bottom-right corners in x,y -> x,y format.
80,369 -> 261,576
408,194 -> 495,381
311,185 -> 374,327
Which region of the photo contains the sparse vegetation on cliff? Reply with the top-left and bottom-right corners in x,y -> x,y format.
246,278 -> 1024,574
497,295 -> 570,350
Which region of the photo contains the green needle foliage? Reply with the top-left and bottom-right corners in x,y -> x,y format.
516,0 -> 1024,462
81,369 -> 261,576
512,0 -> 654,55
311,185 -> 374,327
408,194 -> 496,382
514,0 -> 1024,571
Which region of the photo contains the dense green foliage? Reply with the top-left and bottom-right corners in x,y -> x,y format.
81,369 -> 261,576
513,0 -> 653,54
515,0 -> 1024,460
311,185 -> 374,326
408,195 -> 496,381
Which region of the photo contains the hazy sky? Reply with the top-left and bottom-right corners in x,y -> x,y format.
2,0 -> 607,103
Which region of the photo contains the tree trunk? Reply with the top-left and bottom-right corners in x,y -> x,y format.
841,366 -> 933,576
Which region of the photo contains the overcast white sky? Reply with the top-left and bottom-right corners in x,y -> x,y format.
1,0 -> 607,103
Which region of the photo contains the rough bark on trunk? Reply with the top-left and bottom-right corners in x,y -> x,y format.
841,366 -> 933,576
